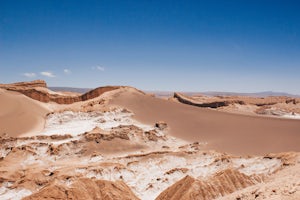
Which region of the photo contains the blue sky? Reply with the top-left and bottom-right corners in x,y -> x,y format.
1,0 -> 300,94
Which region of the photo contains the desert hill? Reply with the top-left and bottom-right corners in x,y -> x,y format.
0,80 -> 299,199
156,169 -> 259,200
1,80 -> 300,154
110,89 -> 300,155
0,80 -> 122,104
172,92 -> 300,117
49,86 -> 92,94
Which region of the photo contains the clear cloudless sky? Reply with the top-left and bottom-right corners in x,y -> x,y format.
0,0 -> 300,94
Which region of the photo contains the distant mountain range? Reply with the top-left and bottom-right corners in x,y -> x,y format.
201,91 -> 300,98
50,87 -> 300,98
145,91 -> 300,98
49,87 -> 92,94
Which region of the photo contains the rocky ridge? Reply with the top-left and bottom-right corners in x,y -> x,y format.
0,80 -> 122,104
173,92 -> 245,108
173,92 -> 300,117
156,169 -> 260,200
23,178 -> 139,200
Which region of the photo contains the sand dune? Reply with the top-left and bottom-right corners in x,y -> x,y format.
110,89 -> 300,155
0,82 -> 300,199
0,89 -> 49,137
1,83 -> 299,154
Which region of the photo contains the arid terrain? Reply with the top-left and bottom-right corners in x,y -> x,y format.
171,92 -> 300,118
0,80 -> 299,200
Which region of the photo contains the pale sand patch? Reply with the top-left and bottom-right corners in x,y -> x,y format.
40,109 -> 153,136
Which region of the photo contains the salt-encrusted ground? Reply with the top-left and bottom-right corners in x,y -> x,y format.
41,109 -> 153,136
1,108 -> 294,200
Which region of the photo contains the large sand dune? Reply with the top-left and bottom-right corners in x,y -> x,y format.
110,90 -> 300,155
0,82 -> 300,199
0,89 -> 49,137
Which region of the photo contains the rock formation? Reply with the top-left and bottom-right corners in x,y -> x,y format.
23,178 -> 140,200
0,80 -> 121,104
155,121 -> 168,130
173,92 -> 300,117
173,92 -> 245,108
156,169 -> 260,200
0,80 -> 47,88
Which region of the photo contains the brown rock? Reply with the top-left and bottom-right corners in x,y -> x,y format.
145,130 -> 159,141
0,80 -> 47,88
0,80 -> 122,104
156,169 -> 259,200
164,168 -> 189,175
84,127 -> 130,143
155,121 -> 168,130
23,178 -> 140,200
173,92 -> 245,108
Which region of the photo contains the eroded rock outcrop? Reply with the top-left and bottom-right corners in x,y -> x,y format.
173,92 -> 245,108
0,80 -> 121,104
83,126 -> 130,143
156,169 -> 259,200
155,121 -> 168,130
23,178 -> 140,200
172,92 -> 300,118
0,80 -> 47,88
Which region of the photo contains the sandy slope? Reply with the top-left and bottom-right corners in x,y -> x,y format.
0,89 -> 49,137
0,84 -> 299,199
110,89 -> 300,155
